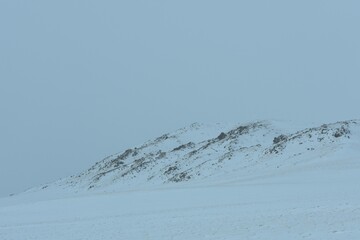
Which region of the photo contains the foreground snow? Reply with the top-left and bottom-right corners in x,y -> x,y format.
1,154 -> 360,239
1,120 -> 360,239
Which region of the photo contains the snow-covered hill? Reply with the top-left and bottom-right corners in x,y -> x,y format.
1,119 -> 360,240
27,119 -> 359,194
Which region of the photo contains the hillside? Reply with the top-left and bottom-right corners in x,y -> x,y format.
1,119 -> 360,240
27,119 -> 359,194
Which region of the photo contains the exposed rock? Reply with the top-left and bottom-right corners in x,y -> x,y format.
172,142 -> 195,152
333,126 -> 350,138
164,166 -> 178,175
156,151 -> 166,159
217,132 -> 227,140
169,172 -> 191,182
273,134 -> 288,144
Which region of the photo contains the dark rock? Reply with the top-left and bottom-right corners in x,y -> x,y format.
155,134 -> 169,143
156,151 -> 166,159
164,166 -> 178,175
118,149 -> 133,160
217,132 -> 227,140
132,149 -> 139,157
273,134 -> 288,144
169,172 -> 191,182
172,142 -> 195,152
333,126 -> 350,138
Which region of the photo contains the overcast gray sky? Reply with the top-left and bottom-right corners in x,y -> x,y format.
1,0 -> 359,197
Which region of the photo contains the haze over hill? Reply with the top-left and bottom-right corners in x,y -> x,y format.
1,0 -> 360,197
1,119 -> 360,239
17,119 -> 356,195
10,119 -> 359,195
1,0 -> 360,238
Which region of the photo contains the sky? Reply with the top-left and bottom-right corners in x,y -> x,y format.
0,0 -> 359,197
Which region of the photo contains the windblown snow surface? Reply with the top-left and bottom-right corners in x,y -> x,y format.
1,120 -> 360,240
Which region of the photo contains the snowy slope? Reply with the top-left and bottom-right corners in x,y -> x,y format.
24,119 -> 359,194
1,119 -> 360,240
